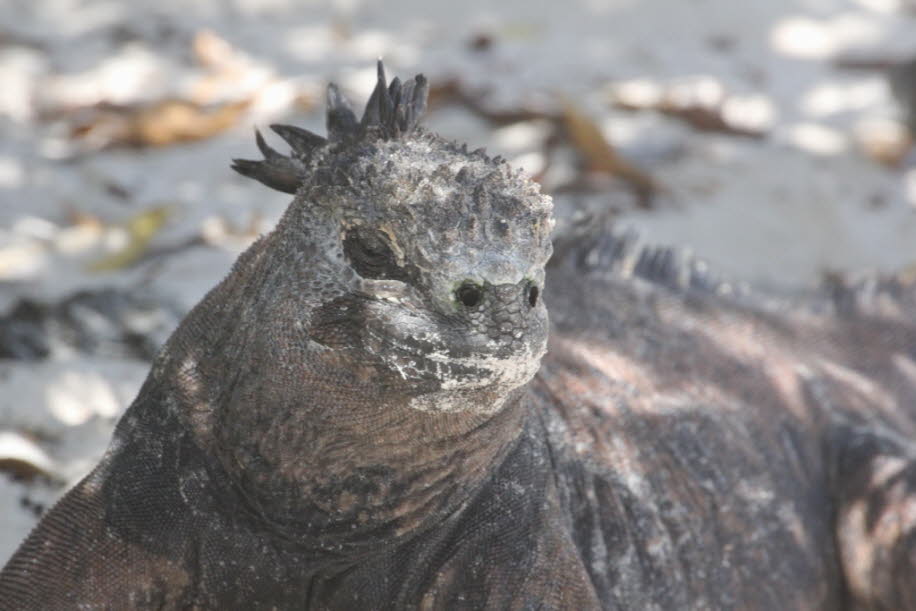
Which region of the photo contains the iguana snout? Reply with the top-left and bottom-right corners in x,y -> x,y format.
329,273 -> 549,411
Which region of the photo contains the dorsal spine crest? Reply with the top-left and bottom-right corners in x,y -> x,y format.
232,59 -> 429,194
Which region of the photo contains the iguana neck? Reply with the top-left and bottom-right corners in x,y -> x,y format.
152,299 -> 530,562
134,234 -> 535,561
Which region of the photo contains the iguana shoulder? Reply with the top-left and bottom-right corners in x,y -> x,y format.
538,222 -> 916,608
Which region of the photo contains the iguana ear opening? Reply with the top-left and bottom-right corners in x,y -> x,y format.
231,59 -> 429,194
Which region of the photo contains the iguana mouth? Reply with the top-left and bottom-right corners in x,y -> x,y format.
363,317 -> 547,395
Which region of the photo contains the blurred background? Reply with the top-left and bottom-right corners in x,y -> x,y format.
2,0 -> 916,562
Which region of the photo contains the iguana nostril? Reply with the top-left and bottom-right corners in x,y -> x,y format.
528,284 -> 539,308
456,283 -> 483,308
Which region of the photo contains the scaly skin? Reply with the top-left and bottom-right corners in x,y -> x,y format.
2,62 -> 916,610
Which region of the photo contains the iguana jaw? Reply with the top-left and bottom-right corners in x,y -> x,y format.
342,288 -> 548,413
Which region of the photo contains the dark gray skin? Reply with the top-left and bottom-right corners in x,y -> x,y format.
2,61 -> 916,610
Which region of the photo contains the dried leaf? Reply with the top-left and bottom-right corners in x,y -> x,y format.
427,79 -> 559,125
610,78 -> 767,139
559,98 -> 657,203
427,80 -> 656,203
668,102 -> 762,138
129,98 -> 251,147
88,204 -> 173,272
0,432 -> 59,483
833,56 -> 898,71
613,97 -> 765,139
192,29 -> 239,71
901,263 -> 916,286
468,32 -> 494,52
64,206 -> 105,231
858,124 -> 913,168
189,30 -> 257,105
73,98 -> 251,150
0,29 -> 44,50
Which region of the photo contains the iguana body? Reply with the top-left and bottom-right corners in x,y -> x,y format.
2,63 -> 915,610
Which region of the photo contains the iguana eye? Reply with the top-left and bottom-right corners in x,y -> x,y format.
456,282 -> 483,308
343,228 -> 408,281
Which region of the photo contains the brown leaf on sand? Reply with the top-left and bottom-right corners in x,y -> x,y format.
610,78 -> 766,140
559,98 -> 657,204
128,99 -> 251,146
832,56 -> 899,72
858,123 -> 913,168
192,29 -> 240,72
428,79 -> 657,204
613,97 -> 765,139
664,102 -> 764,138
72,98 -> 251,150
0,432 -> 60,484
428,79 -> 557,125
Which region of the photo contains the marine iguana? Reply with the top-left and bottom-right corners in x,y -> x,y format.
2,61 -> 916,610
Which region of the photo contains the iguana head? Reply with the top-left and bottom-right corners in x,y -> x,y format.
232,61 -> 553,414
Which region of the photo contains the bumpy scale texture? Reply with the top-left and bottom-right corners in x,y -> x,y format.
2,61 -> 916,610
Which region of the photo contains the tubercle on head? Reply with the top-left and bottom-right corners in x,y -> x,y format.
231,59 -> 429,194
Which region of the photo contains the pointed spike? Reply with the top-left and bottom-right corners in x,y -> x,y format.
327,64 -> 428,140
231,159 -> 300,194
270,124 -> 327,156
361,82 -> 382,128
379,85 -> 394,128
326,83 -> 358,140
388,76 -> 402,105
408,74 -> 428,129
255,129 -> 283,160
231,159 -> 259,178
398,78 -> 416,130
376,59 -> 387,89
387,77 -> 405,133
327,82 -> 354,114
362,59 -> 392,130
